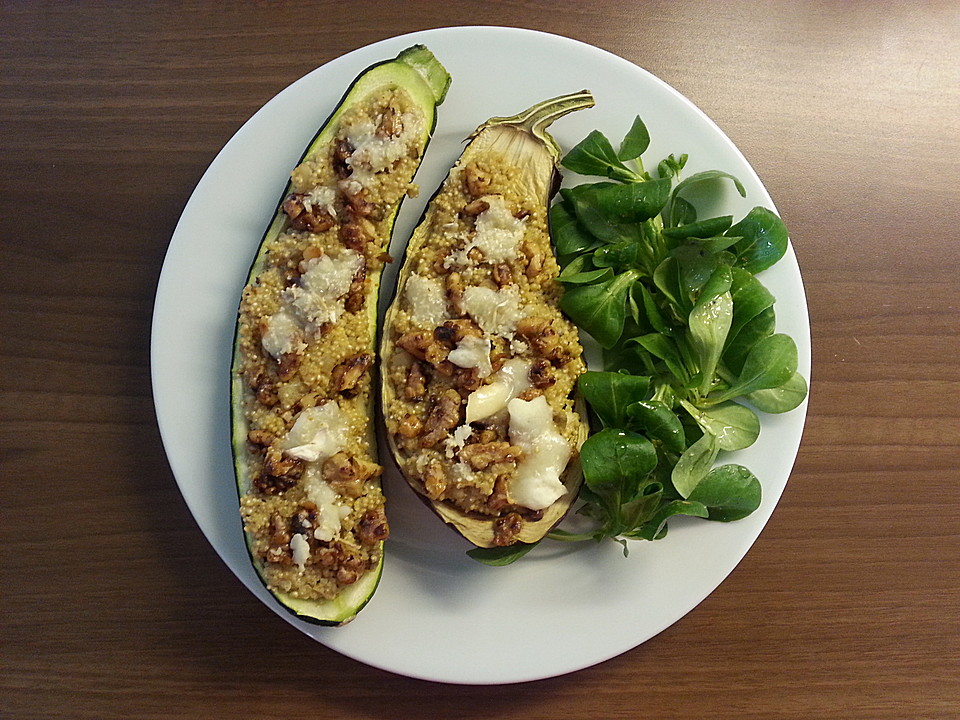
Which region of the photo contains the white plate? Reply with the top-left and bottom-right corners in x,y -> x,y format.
152,26 -> 809,685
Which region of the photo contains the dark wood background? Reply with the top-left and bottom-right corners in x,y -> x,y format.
2,2 -> 958,718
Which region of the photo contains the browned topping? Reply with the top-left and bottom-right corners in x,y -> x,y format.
464,162 -> 491,197
459,441 -> 522,471
492,512 -> 524,546
331,352 -> 373,397
398,413 -> 423,438
420,388 -> 463,448
283,193 -> 336,233
517,388 -> 543,402
462,198 -> 490,216
357,508 -> 390,545
404,361 -> 427,402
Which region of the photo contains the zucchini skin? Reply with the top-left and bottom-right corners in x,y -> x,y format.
231,46 -> 449,625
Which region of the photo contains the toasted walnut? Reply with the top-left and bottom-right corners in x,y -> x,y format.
462,198 -> 490,216
516,316 -> 570,366
433,318 -> 482,347
254,448 -> 303,495
376,105 -> 399,138
322,452 -> 380,498
331,352 -> 373,397
423,458 -> 447,499
396,330 -> 449,367
445,272 -> 465,316
344,261 -> 367,314
282,193 -> 336,233
464,162 -> 492,197
277,352 -> 300,382
529,357 -> 556,389
398,413 -> 423,438
247,429 -> 275,448
404,361 -> 427,402
333,138 -> 353,178
420,389 -> 463,448
493,512 -> 524,547
459,441 -> 522,471
357,508 -> 390,545
492,263 -> 513,287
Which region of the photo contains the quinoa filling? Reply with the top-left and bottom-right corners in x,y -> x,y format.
236,86 -> 424,601
383,158 -> 586,546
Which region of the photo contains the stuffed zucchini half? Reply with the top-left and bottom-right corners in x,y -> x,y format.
381,91 -> 594,548
231,45 -> 450,625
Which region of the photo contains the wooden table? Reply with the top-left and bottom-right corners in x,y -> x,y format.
3,2 -> 958,717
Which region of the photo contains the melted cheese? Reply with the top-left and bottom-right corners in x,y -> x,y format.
464,358 -> 531,423
461,285 -> 523,337
260,309 -> 304,358
447,335 -> 493,378
404,273 -> 448,327
507,396 -> 571,510
300,466 -> 349,543
473,195 -> 525,262
280,402 -> 347,463
284,249 -> 361,331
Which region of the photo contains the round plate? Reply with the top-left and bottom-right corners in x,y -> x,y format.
152,26 -> 809,685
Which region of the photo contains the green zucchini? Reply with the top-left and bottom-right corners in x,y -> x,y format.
231,45 -> 449,625
380,91 -> 594,548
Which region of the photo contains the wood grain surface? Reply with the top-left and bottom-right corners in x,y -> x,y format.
2,2 -> 958,718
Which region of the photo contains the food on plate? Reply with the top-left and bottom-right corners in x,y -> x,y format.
380,91 -> 595,549
230,45 -> 450,624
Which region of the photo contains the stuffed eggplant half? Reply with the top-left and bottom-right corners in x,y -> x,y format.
231,46 -> 450,624
381,92 -> 594,548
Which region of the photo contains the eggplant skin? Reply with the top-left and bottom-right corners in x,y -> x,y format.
380,93 -> 593,549
230,46 -> 450,625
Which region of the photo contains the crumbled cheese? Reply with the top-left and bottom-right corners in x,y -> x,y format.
447,335 -> 493,378
301,468 -> 345,543
510,337 -> 530,355
284,249 -> 361,332
290,533 -> 310,569
260,309 -> 304,358
443,195 -> 525,269
301,185 -> 336,217
461,285 -> 523,336
280,402 -> 346,463
465,358 -> 532,423
473,195 -> 525,262
404,273 -> 448,327
507,396 -> 571,510
342,110 -> 424,185
449,461 -> 479,485
444,424 -> 474,459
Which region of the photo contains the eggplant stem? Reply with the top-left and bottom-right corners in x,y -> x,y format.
471,90 -> 595,158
